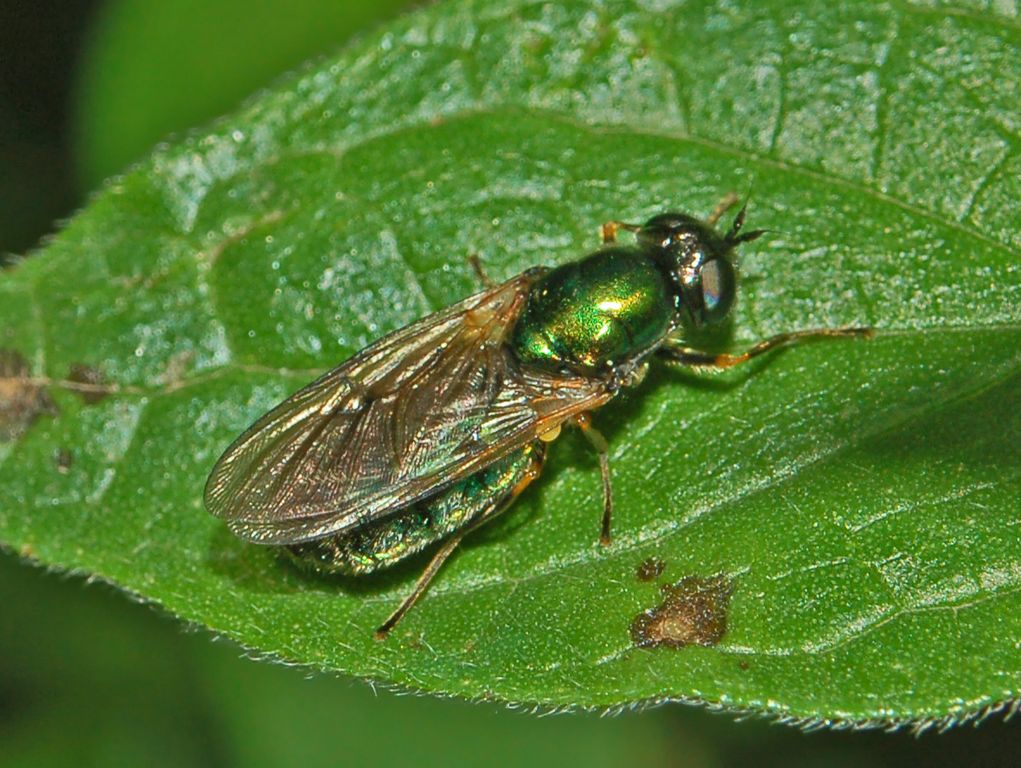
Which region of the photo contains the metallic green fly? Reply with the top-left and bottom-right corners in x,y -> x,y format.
204,196 -> 872,639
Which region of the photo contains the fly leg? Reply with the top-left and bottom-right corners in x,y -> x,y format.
658,327 -> 874,369
374,444 -> 546,640
574,413 -> 614,546
374,534 -> 463,640
600,220 -> 641,244
467,253 -> 495,288
602,193 -> 742,242
706,192 -> 741,226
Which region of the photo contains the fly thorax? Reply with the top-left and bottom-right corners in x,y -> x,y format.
510,248 -> 676,376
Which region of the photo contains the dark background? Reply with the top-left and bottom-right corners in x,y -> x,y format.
0,1 -> 94,262
1,2 -> 1019,765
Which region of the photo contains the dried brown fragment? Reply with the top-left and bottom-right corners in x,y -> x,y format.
55,448 -> 73,474
0,349 -> 56,442
630,574 -> 734,649
635,557 -> 665,582
68,363 -> 107,404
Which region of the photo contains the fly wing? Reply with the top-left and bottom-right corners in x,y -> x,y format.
204,272 -> 612,544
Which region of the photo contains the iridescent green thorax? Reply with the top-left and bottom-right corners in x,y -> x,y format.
511,248 -> 676,375
286,443 -> 541,575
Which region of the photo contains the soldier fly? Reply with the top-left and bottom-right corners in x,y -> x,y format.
204,196 -> 871,639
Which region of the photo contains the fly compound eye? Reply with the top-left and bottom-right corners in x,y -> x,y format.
700,258 -> 735,323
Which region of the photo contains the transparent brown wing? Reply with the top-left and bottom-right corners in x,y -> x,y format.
204,272 -> 612,544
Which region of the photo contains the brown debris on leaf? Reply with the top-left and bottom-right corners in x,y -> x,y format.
630,574 -> 734,649
0,349 -> 56,442
68,363 -> 108,404
55,447 -> 73,474
635,557 -> 666,582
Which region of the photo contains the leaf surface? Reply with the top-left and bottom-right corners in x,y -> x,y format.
2,0 -> 1020,725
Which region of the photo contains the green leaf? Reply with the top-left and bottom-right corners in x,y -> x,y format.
2,0 -> 1020,726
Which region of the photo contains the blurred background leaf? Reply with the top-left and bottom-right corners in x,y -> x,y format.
73,0 -> 414,189
6,551 -> 1019,768
1,0 -> 1020,765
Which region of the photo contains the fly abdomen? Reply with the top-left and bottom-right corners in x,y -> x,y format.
286,442 -> 544,575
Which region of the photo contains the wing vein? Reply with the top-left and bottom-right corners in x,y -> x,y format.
205,271 -> 612,544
